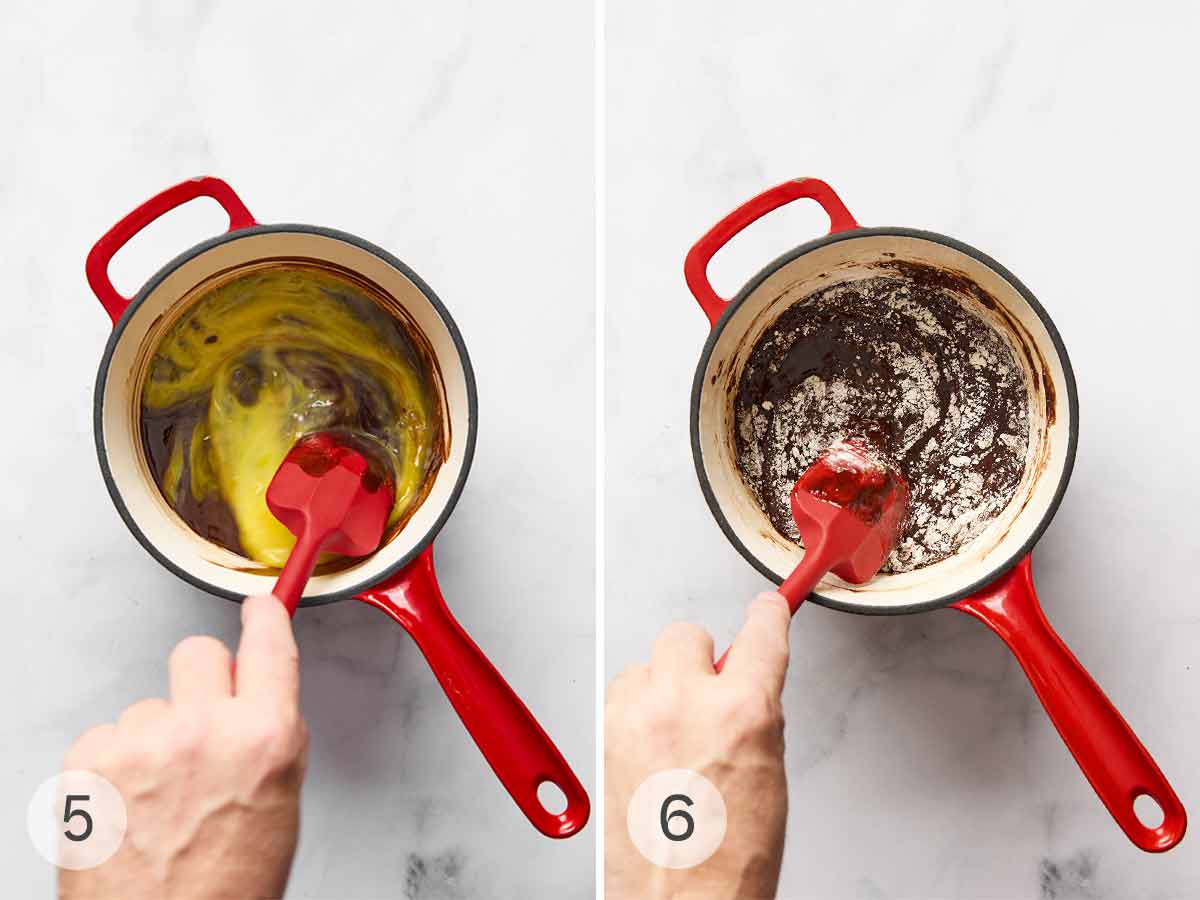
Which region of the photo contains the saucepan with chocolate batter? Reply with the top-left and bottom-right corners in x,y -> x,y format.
86,177 -> 588,838
685,178 -> 1184,851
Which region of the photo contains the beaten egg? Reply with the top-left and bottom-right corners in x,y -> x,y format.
140,264 -> 443,567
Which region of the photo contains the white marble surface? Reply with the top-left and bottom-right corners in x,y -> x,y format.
0,2 -> 594,897
606,1 -> 1199,898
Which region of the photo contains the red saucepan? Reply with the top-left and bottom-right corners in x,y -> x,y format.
685,178 -> 1185,852
87,176 -> 589,838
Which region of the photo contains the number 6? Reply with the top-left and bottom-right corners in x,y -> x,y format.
660,793 -> 695,842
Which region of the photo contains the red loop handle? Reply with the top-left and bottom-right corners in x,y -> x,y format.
684,177 -> 859,328
356,546 -> 590,839
954,555 -> 1186,852
86,176 -> 256,324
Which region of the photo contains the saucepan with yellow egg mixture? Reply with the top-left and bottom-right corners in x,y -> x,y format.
85,177 -> 588,838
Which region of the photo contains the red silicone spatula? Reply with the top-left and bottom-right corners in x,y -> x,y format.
716,438 -> 909,671
266,432 -> 396,616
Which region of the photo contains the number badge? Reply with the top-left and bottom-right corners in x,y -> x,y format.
27,771 -> 127,870
626,769 -> 727,869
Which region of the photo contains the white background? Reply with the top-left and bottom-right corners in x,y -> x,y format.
606,1 -> 1199,898
0,2 -> 594,897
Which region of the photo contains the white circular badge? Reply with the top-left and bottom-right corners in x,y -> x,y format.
627,769 -> 727,869
27,771 -> 127,870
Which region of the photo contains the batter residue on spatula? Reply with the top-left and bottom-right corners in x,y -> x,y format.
735,263 -> 1030,573
140,264 -> 443,568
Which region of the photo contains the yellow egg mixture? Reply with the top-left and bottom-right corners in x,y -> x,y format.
140,264 -> 443,567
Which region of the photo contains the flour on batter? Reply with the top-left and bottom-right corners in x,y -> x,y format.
734,266 -> 1030,573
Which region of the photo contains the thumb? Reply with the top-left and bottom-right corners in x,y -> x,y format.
235,593 -> 300,709
720,592 -> 791,695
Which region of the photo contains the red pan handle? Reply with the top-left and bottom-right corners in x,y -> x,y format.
953,554 -> 1186,852
86,176 -> 257,324
356,545 -> 590,838
684,178 -> 859,328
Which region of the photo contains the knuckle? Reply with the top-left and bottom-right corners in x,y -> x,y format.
751,591 -> 786,608
719,683 -> 782,733
166,715 -> 208,759
116,698 -> 167,730
245,712 -> 305,770
280,648 -> 301,675
615,663 -> 649,683
170,634 -> 230,666
602,698 -> 622,728
64,724 -> 115,770
260,644 -> 301,681
111,741 -> 155,774
748,593 -> 788,620
660,621 -> 707,643
636,696 -> 678,735
605,665 -> 648,706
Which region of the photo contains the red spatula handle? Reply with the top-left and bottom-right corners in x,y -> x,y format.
953,555 -> 1186,853
714,540 -> 839,671
684,178 -> 858,327
776,539 -> 843,614
272,527 -> 328,617
86,176 -> 256,323
357,546 -> 590,838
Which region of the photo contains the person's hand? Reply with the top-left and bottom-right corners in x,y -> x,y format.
59,594 -> 309,900
605,593 -> 791,900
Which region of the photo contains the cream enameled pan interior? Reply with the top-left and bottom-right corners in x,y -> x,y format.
100,231 -> 469,600
697,233 -> 1072,610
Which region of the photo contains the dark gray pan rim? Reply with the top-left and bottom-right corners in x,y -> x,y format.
93,223 -> 479,608
689,225 -> 1080,616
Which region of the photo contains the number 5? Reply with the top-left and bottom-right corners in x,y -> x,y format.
660,793 -> 695,842
64,794 -> 93,843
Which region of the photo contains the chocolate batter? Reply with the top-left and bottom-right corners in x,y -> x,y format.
734,265 -> 1030,572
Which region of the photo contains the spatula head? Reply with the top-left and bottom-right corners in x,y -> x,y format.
266,432 -> 395,557
790,439 -> 910,583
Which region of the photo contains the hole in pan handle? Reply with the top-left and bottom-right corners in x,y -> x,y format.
356,545 -> 591,839
683,177 -> 859,329
952,554 -> 1187,853
85,176 -> 257,325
